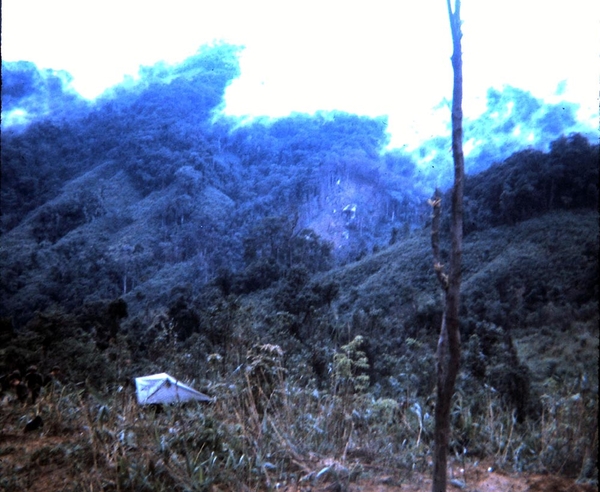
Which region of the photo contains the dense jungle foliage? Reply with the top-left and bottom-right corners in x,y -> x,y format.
0,43 -> 598,490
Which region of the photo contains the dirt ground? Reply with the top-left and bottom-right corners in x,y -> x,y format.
283,458 -> 598,492
346,467 -> 599,492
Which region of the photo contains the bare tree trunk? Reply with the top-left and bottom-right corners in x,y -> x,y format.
431,1 -> 464,491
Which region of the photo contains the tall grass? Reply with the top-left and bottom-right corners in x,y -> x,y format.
1,341 -> 597,491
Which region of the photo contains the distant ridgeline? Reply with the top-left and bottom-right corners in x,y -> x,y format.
457,133 -> 599,234
0,42 -> 598,334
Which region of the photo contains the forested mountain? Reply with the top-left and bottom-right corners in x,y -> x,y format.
0,43 -> 598,488
2,44 -> 596,328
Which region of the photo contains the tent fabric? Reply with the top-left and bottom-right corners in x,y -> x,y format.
135,373 -> 211,405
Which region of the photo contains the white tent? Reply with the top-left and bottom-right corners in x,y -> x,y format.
134,373 -> 211,405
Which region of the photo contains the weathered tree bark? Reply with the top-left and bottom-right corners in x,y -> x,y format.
431,1 -> 464,492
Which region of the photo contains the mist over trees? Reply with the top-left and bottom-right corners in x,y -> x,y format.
416,85 -> 594,189
1,60 -> 86,125
1,42 -> 597,330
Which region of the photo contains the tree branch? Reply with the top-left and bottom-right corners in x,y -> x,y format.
429,189 -> 448,291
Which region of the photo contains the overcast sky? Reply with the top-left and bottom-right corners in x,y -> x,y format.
2,0 -> 598,147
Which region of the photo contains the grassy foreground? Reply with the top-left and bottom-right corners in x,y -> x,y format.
1,340 -> 597,491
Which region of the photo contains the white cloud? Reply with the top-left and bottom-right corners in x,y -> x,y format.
2,0 -> 598,145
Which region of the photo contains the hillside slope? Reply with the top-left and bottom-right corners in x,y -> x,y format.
1,210 -> 597,490
231,209 -> 598,397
